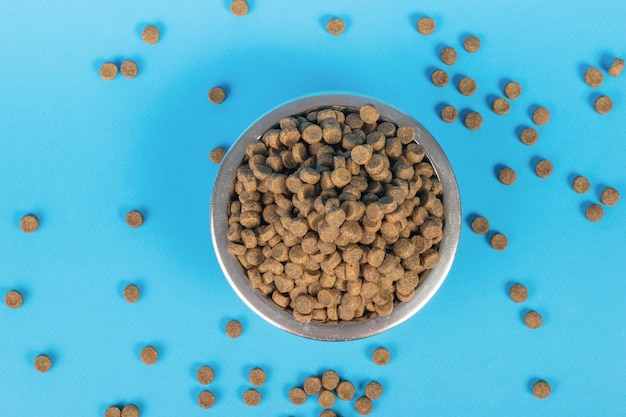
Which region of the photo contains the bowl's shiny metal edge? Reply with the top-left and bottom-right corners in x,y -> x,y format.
210,93 -> 461,341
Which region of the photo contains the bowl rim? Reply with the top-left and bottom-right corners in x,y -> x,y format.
210,93 -> 461,341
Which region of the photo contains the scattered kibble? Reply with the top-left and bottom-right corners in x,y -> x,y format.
440,47 -> 457,65
304,376 -> 323,395
365,381 -> 383,400
104,406 -> 121,417
140,346 -> 158,365
243,389 -> 261,406
225,319 -> 242,338
123,284 -> 140,303
608,58 -> 624,77
20,214 -> 39,233
464,111 -> 482,130
318,389 -> 335,408
326,18 -> 345,35
354,396 -> 373,415
532,107 -> 550,126
322,370 -> 340,391
504,82 -> 522,100
470,216 -> 489,234
289,387 -> 307,405
532,380 -> 552,399
230,0 -> 249,16
100,63 -> 118,81
372,347 -> 390,366
210,147 -> 227,164
126,210 -> 144,228
249,367 -> 266,386
198,391 -> 215,409
440,105 -> 458,122
492,98 -> 510,115
120,60 -> 138,79
498,167 -> 516,185
524,311 -> 542,329
320,410 -> 337,417
490,233 -> 508,251
4,290 -> 23,309
34,354 -> 52,373
586,204 -> 604,222
458,77 -> 477,96
208,87 -> 226,104
519,128 -> 538,145
601,187 -> 619,206
417,17 -> 436,35
121,405 -> 139,417
594,96 -> 613,114
463,35 -> 480,53
572,176 -> 590,194
336,381 -> 356,401
197,365 -> 215,385
141,25 -> 160,44
535,160 -> 553,178
509,284 -> 528,303
431,69 -> 449,87
584,67 -> 604,88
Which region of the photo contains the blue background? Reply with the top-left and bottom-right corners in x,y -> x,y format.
1,0 -> 625,416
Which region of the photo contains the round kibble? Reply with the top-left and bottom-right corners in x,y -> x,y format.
320,411 -> 337,417
326,18 -> 345,35
120,60 -> 138,79
197,365 -> 215,385
463,112 -> 482,130
20,214 -> 39,233
126,210 -> 144,228
141,25 -> 159,44
594,96 -> 613,114
417,17 -> 435,35
100,63 -> 118,81
123,284 -> 140,303
322,370 -> 340,390
463,35 -> 480,53
535,160 -> 553,178
34,354 -> 52,373
210,147 -> 226,164
208,87 -> 226,104
431,69 -> 449,87
492,98 -> 510,115
365,381 -> 383,400
490,233 -> 508,251
601,187 -> 619,206
355,396 -> 373,415
572,176 -> 590,194
140,346 -> 158,365
609,58 -> 624,77
584,67 -> 603,88
304,376 -> 322,395
360,105 -> 379,124
105,406 -> 121,417
198,391 -> 216,409
121,405 -> 139,417
440,47 -> 457,65
458,77 -> 477,96
226,319 -> 242,338
520,128 -> 538,145
586,204 -> 603,222
289,387 -> 307,405
397,125 -> 415,144
318,390 -> 335,408
372,347 -> 390,366
532,107 -> 550,125
249,367 -> 266,386
243,389 -> 261,406
498,167 -> 516,185
509,284 -> 528,303
230,0 -> 248,16
532,380 -> 551,399
440,105 -> 457,122
471,216 -> 489,234
504,82 -> 522,100
4,290 -> 23,308
336,381 -> 355,401
525,311 -> 542,329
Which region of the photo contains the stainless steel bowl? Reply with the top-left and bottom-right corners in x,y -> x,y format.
210,94 -> 461,341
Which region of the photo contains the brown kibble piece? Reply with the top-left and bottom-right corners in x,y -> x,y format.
326,18 -> 345,35
226,319 -> 242,338
336,381 -> 355,400
100,63 -> 118,81
322,370 -> 340,390
198,391 -> 216,409
105,406 -> 121,417
525,311 -> 542,329
520,128 -> 538,145
4,290 -> 23,308
320,410 -> 337,417
359,105 -> 379,124
458,77 -> 477,96
492,98 -> 510,115
141,25 -> 160,44
601,187 -> 619,206
572,176 -> 590,194
351,145 -> 373,165
34,354 -> 52,373
440,105 -> 457,122
197,365 -> 215,384
208,87 -> 226,104
304,376 -> 323,395
608,58 -> 624,77
123,284 -> 140,303
140,346 -> 158,365
121,405 -> 139,417
431,69 -> 449,87
289,387 -> 307,405
594,96 -> 613,114
535,160 -> 553,178
584,67 -> 603,88
471,216 -> 489,234
504,82 -> 522,99
397,125 -> 415,144
365,381 -> 383,400
230,0 -> 249,16
417,17 -> 436,35
464,112 -> 482,130
586,204 -> 603,222
532,107 -> 550,125
120,60 -> 138,79
249,367 -> 266,386
498,167 -> 516,185
490,233 -> 508,251
20,214 -> 39,233
318,390 -> 335,408
463,35 -> 480,53
355,397 -> 373,415
126,210 -> 144,228
440,47 -> 457,65
372,347 -> 390,366
509,284 -> 528,303
210,147 -> 227,164
243,389 -> 261,406
532,380 -> 551,399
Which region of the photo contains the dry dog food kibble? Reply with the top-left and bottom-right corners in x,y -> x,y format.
365,381 -> 383,400
123,284 -> 140,303
498,167 -> 516,185
336,381 -> 356,400
594,96 -> 613,114
4,290 -> 23,308
440,47 -> 457,65
440,105 -> 458,122
463,35 -> 480,53
432,69 -> 449,87
120,60 -> 138,79
304,376 -> 323,395
586,204 -> 603,222
417,17 -> 436,35
100,63 -> 118,81
471,216 -> 489,234
320,410 -> 337,417
34,354 -> 52,373
198,391 -> 216,409
141,25 -> 160,44
230,0 -> 249,16
210,147 -> 227,164
289,387 -> 307,405
322,370 -> 340,390
532,107 -> 550,126
504,82 -> 522,100
318,390 -> 335,408
608,58 -> 624,77
249,367 -> 266,386
20,214 -> 39,233
105,406 -> 121,417
197,365 -> 215,385
525,311 -> 542,329
520,128 -> 538,145
464,111 -> 482,130
226,319 -> 242,338
584,67 -> 604,88
140,346 -> 158,365
490,233 -> 508,251
509,284 -> 528,303
243,389 -> 261,406
208,87 -> 226,104
372,347 -> 390,366
492,98 -> 510,115
572,176 -> 590,194
458,77 -> 477,96
121,405 -> 139,417
326,18 -> 345,35
532,380 -> 551,399
355,396 -> 373,415
126,210 -> 144,228
535,160 -> 553,178
601,187 -> 619,206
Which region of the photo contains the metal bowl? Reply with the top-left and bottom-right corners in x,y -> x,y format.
210,93 -> 461,341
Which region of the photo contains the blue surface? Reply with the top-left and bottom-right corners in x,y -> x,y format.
1,0 -> 625,416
